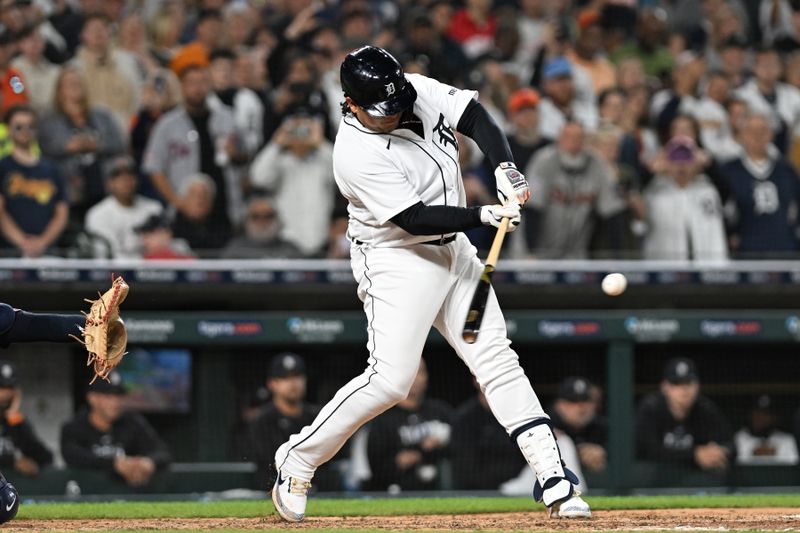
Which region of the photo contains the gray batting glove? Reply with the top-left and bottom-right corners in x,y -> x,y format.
480,204 -> 521,232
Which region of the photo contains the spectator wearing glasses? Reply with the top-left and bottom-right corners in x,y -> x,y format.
222,196 -> 301,259
0,105 -> 67,258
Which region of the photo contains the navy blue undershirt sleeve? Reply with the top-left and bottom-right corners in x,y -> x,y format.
456,99 -> 514,170
0,304 -> 84,347
391,202 -> 483,235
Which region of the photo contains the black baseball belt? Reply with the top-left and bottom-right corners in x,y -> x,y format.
350,234 -> 457,246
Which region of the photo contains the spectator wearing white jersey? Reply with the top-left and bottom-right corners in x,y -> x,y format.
690,71 -> 741,163
735,47 -> 800,153
250,112 -> 334,257
642,136 -> 728,260
538,57 -> 598,140
84,155 -> 163,259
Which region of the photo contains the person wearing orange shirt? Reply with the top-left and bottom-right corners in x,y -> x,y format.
0,24 -> 28,118
566,11 -> 617,98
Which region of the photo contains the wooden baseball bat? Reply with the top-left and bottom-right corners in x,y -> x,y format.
462,217 -> 510,344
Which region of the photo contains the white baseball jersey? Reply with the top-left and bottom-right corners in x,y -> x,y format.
275,70 -> 578,504
333,73 -> 477,247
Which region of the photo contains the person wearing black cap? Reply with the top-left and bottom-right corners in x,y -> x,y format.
635,357 -> 734,471
246,353 -> 331,489
549,377 -> 608,473
364,359 -> 452,492
84,155 -> 163,258
734,395 -> 798,465
0,360 -> 53,476
134,213 -> 193,260
60,370 -> 171,487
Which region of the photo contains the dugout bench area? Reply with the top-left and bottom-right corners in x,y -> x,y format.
1,259 -> 799,497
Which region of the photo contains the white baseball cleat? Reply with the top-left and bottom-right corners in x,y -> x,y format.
548,491 -> 591,519
271,470 -> 311,522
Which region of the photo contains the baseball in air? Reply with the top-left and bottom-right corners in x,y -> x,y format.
601,273 -> 627,296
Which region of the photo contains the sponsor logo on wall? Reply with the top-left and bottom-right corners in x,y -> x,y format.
538,320 -> 601,338
287,317 -> 345,342
699,320 -> 762,338
624,317 -> 680,341
126,318 -> 176,343
197,320 -> 263,338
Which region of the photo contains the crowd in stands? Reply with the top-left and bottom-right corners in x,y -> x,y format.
0,0 -> 799,259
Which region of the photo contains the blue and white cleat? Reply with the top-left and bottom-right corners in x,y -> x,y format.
271,470 -> 311,522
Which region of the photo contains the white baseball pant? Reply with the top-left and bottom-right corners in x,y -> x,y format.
276,233 -> 549,480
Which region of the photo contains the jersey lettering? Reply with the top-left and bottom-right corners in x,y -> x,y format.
753,181 -> 780,215
432,114 -> 457,152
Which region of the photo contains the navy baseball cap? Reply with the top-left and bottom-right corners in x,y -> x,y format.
753,394 -> 774,411
558,376 -> 592,402
134,214 -> 169,234
663,357 -> 699,384
269,353 -> 306,379
0,361 -> 18,388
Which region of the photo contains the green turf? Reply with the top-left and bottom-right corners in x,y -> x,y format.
15,493 -> 800,520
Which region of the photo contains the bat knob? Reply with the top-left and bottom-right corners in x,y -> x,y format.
462,331 -> 478,344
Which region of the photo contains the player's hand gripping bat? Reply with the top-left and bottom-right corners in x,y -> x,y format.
462,217 -> 510,344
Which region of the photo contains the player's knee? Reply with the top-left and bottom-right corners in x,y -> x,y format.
371,375 -> 411,406
384,384 -> 409,405
0,304 -> 15,336
474,346 -> 523,389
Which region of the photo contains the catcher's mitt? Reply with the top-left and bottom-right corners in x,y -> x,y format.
70,276 -> 129,383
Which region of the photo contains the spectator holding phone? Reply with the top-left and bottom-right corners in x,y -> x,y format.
250,111 -> 334,257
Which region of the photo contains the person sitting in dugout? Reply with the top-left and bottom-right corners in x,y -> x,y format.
635,357 -> 734,471
60,370 -> 171,487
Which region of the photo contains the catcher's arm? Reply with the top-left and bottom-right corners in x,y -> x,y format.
70,276 -> 130,383
0,303 -> 84,346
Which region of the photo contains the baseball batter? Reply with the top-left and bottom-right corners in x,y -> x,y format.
272,46 -> 590,520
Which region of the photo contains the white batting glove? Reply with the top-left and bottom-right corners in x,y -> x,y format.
480,204 -> 521,232
494,162 -> 530,206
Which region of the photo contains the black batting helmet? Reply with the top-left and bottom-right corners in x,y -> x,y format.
0,474 -> 19,524
340,46 -> 417,117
